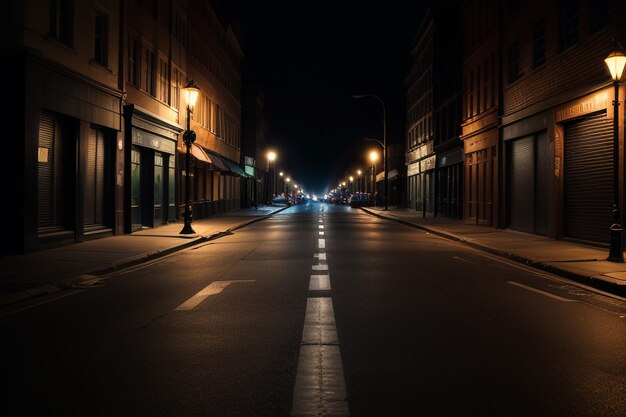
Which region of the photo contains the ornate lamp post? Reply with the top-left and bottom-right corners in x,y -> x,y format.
605,45 -> 626,262
180,80 -> 200,235
353,94 -> 388,210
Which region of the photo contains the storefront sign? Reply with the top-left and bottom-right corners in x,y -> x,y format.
555,90 -> 609,122
132,129 -> 176,154
407,161 -> 420,177
421,155 -> 436,172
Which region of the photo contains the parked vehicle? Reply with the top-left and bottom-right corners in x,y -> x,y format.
348,192 -> 372,208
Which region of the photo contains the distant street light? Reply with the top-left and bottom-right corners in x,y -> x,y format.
354,94 -> 388,210
267,151 -> 277,202
357,169 -> 362,193
605,44 -> 626,262
180,80 -> 200,235
369,150 -> 379,200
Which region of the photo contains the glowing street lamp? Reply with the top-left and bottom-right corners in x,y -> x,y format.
605,44 -> 626,262
369,150 -> 379,197
267,151 -> 277,202
357,169 -> 362,193
180,80 -> 200,235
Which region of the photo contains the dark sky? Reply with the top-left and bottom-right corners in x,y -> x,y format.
215,1 -> 430,195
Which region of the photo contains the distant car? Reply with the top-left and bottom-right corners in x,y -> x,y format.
272,196 -> 291,206
348,192 -> 371,208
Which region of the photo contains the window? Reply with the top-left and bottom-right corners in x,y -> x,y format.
49,0 -> 73,46
533,18 -> 546,68
171,66 -> 183,109
157,56 -> 169,103
559,0 -> 578,51
142,47 -> 156,96
93,10 -> 108,66
128,35 -> 140,87
508,40 -> 522,84
589,0 -> 608,34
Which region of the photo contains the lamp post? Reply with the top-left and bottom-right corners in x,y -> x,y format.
279,171 -> 284,195
357,169 -> 362,193
267,151 -> 277,202
353,94 -> 388,210
369,150 -> 379,202
605,45 -> 626,262
180,80 -> 200,235
349,176 -> 354,195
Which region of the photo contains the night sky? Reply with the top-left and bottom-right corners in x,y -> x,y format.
215,1 -> 431,195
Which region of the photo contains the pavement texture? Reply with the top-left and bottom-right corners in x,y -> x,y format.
0,205 -> 288,309
2,203 -> 625,310
362,206 -> 626,297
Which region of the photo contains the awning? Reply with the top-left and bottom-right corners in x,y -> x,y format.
190,143 -> 212,164
205,151 -> 229,171
222,158 -> 250,178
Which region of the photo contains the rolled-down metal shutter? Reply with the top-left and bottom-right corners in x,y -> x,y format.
509,136 -> 534,233
84,128 -> 105,227
535,132 -> 551,236
38,112 -> 67,230
564,112 -> 613,244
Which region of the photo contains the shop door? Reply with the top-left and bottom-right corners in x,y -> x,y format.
509,136 -> 534,233
131,146 -> 142,231
84,127 -> 106,230
564,112 -> 613,244
154,152 -> 164,225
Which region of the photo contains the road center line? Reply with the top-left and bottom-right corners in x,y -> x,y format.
291,298 -> 349,416
175,280 -> 255,310
314,253 -> 327,260
309,275 -> 331,291
507,281 -> 577,303
312,264 -> 328,271
318,239 -> 326,249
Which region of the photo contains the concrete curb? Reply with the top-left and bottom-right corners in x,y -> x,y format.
0,206 -> 289,310
361,207 -> 626,297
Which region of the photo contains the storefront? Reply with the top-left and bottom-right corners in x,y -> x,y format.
554,87 -> 617,245
503,112 -> 552,236
462,130 -> 498,226
435,148 -> 463,219
124,105 -> 180,232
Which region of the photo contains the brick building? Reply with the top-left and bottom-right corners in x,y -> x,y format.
501,0 -> 626,245
460,0 -> 501,226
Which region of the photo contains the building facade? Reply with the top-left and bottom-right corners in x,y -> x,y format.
460,0 -> 501,226
406,12 -> 436,215
406,4 -> 463,218
501,0 -> 626,245
2,0 -> 244,254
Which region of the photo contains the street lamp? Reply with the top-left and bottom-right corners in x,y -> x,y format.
357,169 -> 362,193
267,151 -> 277,202
604,44 -> 626,262
180,80 -> 200,235
369,150 -> 379,200
349,176 -> 354,194
353,94 -> 388,210
279,171 -> 284,195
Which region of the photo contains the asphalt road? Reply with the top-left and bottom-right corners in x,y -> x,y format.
1,202 -> 625,416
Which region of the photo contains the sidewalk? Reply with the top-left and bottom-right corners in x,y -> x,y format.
362,207 -> 626,297
0,205 -> 288,309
